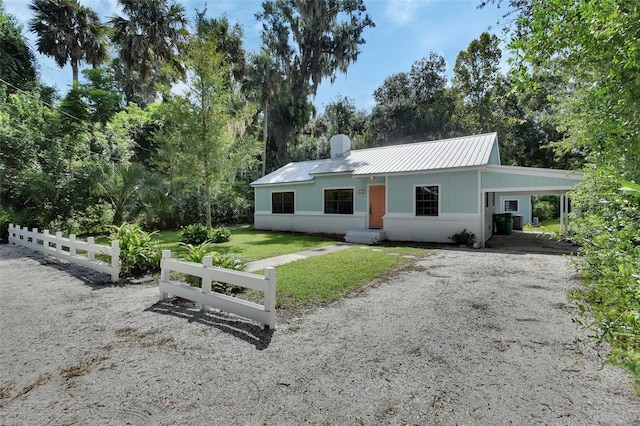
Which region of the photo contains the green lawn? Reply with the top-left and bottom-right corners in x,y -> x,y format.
255,246 -> 428,309
153,228 -> 339,261
523,218 -> 562,234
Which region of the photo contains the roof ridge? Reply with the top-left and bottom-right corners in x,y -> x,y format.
348,132 -> 497,155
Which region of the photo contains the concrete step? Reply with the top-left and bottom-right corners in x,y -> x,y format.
345,228 -> 386,245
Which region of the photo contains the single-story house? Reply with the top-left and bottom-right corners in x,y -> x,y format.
250,133 -> 583,246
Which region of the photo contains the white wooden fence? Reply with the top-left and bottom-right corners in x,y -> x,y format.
159,250 -> 277,329
8,224 -> 120,282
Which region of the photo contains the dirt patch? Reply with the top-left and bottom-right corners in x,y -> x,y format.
1,244 -> 638,425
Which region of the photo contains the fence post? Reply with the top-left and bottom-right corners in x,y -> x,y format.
264,267 -> 277,329
70,234 -> 76,257
201,256 -> 213,311
87,237 -> 95,261
111,240 -> 120,282
55,231 -> 62,253
160,250 -> 172,300
8,224 -> 14,244
33,228 -> 40,247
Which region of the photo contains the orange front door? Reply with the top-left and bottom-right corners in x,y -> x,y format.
369,185 -> 385,228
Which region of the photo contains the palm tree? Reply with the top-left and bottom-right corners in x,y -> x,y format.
109,0 -> 188,84
29,0 -> 107,83
246,51 -> 282,176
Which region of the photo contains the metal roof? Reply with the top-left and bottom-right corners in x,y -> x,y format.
251,133 -> 498,186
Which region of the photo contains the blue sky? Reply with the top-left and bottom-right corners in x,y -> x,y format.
6,0 -> 510,112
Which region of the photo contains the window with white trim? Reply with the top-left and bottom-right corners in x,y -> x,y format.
324,189 -> 353,214
415,185 -> 439,216
504,200 -> 519,212
272,191 -> 294,214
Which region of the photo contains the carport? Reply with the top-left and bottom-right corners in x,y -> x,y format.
479,165 -> 583,248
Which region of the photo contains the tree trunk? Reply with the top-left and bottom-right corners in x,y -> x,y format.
71,60 -> 79,83
262,101 -> 268,177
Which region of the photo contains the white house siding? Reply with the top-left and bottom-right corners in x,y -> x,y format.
254,211 -> 365,234
384,213 -> 482,243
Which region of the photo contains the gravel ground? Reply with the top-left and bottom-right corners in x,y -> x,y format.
1,243 -> 639,425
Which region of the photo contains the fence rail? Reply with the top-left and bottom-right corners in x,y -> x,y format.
159,250 -> 276,329
8,224 -> 120,282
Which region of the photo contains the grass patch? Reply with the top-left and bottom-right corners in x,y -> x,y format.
524,218 -> 561,234
269,246 -> 427,309
153,228 -> 339,261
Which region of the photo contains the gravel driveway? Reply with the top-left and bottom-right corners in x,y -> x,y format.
1,243 -> 638,425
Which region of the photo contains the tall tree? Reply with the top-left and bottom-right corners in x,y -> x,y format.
155,13 -> 258,229
29,0 -> 107,83
246,51 -> 283,176
256,0 -> 374,167
369,53 -> 455,145
109,0 -> 188,105
0,3 -> 37,92
453,32 -> 502,132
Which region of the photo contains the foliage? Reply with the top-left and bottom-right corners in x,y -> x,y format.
569,171 -> 640,392
531,196 -> 557,221
180,224 -> 210,245
448,229 -> 475,246
93,162 -> 165,226
155,12 -> 258,229
178,242 -> 246,293
369,53 -> 456,145
209,227 -> 231,244
110,222 -> 160,277
29,0 -> 107,82
180,224 -> 231,245
109,0 -> 187,105
256,0 -> 374,169
453,32 -> 502,133
0,3 -> 37,92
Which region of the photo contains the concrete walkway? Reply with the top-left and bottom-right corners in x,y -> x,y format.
245,242 -> 354,272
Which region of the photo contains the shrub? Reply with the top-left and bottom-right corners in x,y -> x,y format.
532,195 -> 559,221
448,229 -> 475,246
180,224 -> 210,245
180,225 -> 231,245
570,173 -> 640,392
179,242 -> 246,293
110,223 -> 161,277
209,227 -> 231,243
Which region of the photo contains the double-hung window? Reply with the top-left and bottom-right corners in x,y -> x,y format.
324,189 -> 353,214
272,191 -> 294,214
415,185 -> 439,216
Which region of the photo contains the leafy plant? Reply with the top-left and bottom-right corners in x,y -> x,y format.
180,224 -> 231,245
448,229 -> 475,246
569,172 -> 640,392
180,224 -> 210,245
209,227 -> 231,243
179,242 -> 246,293
110,223 -> 160,277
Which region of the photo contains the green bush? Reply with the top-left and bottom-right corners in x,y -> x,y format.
110,223 -> 161,277
180,224 -> 210,245
179,242 -> 246,293
209,227 -> 231,243
448,229 -> 475,246
532,195 -> 559,221
180,225 -> 231,245
570,173 -> 640,392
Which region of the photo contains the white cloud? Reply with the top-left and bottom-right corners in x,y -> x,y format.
384,0 -> 429,26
